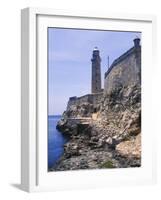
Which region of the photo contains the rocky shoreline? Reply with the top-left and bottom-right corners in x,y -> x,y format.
49,84 -> 141,171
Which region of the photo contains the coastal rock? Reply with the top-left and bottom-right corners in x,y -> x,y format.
116,133 -> 141,158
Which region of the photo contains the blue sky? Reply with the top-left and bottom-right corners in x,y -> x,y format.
48,28 -> 141,115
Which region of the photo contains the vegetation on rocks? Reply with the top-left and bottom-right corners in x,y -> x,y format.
100,160 -> 115,169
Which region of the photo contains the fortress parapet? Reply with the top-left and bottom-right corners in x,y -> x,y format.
67,92 -> 103,113
104,38 -> 141,94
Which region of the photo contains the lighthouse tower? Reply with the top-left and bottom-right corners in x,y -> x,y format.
91,47 -> 102,93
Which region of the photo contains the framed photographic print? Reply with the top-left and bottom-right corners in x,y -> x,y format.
21,8 -> 156,192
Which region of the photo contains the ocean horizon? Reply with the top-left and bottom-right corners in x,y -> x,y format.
48,114 -> 62,117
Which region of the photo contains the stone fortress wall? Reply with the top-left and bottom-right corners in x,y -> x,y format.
67,92 -> 103,111
104,38 -> 141,94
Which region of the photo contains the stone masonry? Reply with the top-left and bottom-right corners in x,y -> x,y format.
91,47 -> 102,94
104,38 -> 141,94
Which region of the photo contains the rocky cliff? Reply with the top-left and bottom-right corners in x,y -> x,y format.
51,83 -> 141,171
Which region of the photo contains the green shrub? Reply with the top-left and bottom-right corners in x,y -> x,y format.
100,160 -> 115,168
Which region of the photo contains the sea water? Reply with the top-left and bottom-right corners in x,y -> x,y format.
48,115 -> 69,169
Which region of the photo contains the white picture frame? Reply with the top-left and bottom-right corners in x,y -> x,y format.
21,7 -> 157,192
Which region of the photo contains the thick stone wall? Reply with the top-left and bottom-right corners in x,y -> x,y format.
104,45 -> 141,95
67,92 -> 103,111
91,92 -> 103,107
